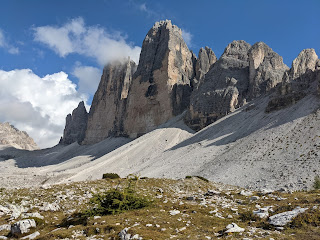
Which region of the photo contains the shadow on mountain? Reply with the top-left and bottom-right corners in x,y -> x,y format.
1,137 -> 131,168
169,93 -> 319,151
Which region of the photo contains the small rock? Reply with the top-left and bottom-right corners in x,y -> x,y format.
240,190 -> 252,196
186,196 -> 194,201
21,212 -> 44,219
258,189 -> 274,195
206,190 -> 221,196
169,210 -> 180,215
225,223 -> 245,233
253,207 -> 269,218
39,202 -> 60,211
250,196 -> 260,201
21,231 -> 40,239
146,224 -> 152,227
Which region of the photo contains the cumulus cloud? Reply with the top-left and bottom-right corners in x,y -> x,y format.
0,29 -> 19,54
73,65 -> 101,96
0,69 -> 88,148
34,17 -> 141,65
181,29 -> 193,47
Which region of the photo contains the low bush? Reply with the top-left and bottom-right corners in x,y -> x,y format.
102,173 -> 120,179
87,175 -> 150,216
290,208 -> 320,228
313,176 -> 320,189
239,211 -> 259,222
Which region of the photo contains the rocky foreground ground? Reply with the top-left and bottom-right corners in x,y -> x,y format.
0,177 -> 319,240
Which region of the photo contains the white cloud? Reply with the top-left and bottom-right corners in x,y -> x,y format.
181,29 -> 193,47
0,69 -> 88,148
34,17 -> 141,65
0,29 -> 19,54
73,65 -> 101,96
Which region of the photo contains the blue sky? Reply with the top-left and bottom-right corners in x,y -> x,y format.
0,0 -> 319,147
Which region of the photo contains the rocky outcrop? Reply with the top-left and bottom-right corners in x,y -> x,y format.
123,20 -> 195,138
82,59 -> 137,144
0,122 -> 38,150
288,49 -> 319,80
248,42 -> 289,98
185,41 -> 290,130
60,101 -> 88,145
186,40 -> 251,130
266,49 -> 320,112
195,46 -> 217,83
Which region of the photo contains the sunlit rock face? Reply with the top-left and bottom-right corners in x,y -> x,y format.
82,59 -> 136,144
123,20 -> 195,138
0,122 -> 38,150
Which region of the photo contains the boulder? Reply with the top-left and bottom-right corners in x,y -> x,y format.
11,219 -> 36,235
268,206 -> 308,226
60,101 -> 88,145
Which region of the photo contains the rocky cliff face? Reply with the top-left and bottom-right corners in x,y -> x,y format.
123,20 -> 195,138
82,59 -> 137,144
185,41 -> 289,130
195,46 -> 217,84
186,40 -> 251,130
60,101 -> 88,144
0,122 -> 38,150
60,20 -> 319,144
266,49 -> 320,112
248,42 -> 289,98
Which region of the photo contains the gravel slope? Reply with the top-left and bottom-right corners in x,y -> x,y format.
0,94 -> 319,191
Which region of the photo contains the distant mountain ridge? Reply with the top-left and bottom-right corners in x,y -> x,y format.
60,19 -> 320,145
0,122 -> 38,150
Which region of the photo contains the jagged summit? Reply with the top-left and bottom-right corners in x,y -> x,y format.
61,20 -> 320,144
60,101 -> 88,145
0,122 -> 38,150
82,58 -> 137,144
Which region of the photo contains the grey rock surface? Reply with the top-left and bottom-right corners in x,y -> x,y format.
60,101 -> 88,145
186,40 -> 251,130
225,223 -> 245,233
11,219 -> 36,235
83,59 -> 136,144
0,122 -> 38,150
248,42 -> 289,98
268,207 -> 308,226
266,49 -> 320,112
124,20 -> 195,138
195,46 -> 217,83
